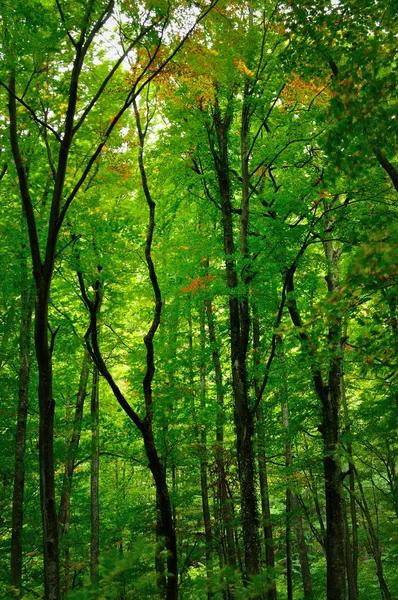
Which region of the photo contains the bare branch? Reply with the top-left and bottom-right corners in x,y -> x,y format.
1,79 -> 62,142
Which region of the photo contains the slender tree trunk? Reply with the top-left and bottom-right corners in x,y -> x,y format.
212,103 -> 262,589
344,510 -> 357,600
291,494 -> 313,599
205,299 -> 236,576
278,336 -> 312,600
286,489 -> 293,600
58,349 -> 90,595
385,441 -> 398,520
321,235 -> 346,600
0,305 -> 15,370
10,256 -> 34,595
253,311 -> 276,600
199,311 -> 214,599
353,465 -> 392,600
238,89 -> 262,588
341,371 -> 358,600
302,456 -> 326,550
90,366 -> 100,583
63,394 -> 72,597
58,348 -> 91,532
282,399 -> 312,599
376,151 -> 398,194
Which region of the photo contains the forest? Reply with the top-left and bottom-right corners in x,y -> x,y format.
0,1 -> 397,599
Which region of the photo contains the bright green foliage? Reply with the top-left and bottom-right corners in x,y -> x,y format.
0,1 -> 397,599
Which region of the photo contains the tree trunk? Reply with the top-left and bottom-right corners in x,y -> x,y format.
36,287 -> 61,600
63,394 -> 72,597
10,256 -> 33,595
82,99 -> 179,600
199,311 -> 214,599
321,235 -> 346,600
58,348 -> 90,595
58,348 -> 91,533
286,225 -> 346,600
211,102 -> 262,589
353,465 -> 392,600
282,399 -> 312,599
155,488 -> 167,598
341,370 -> 358,600
291,494 -> 312,599
9,71 -> 61,599
205,299 -> 236,576
90,366 -> 100,583
143,428 -> 178,600
253,311 -> 277,600
286,489 -> 293,600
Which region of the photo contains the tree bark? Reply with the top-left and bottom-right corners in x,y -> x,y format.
211,99 -> 262,589
155,488 -> 167,597
286,489 -> 293,600
321,234 -> 347,600
90,366 -> 100,583
341,370 -> 358,600
10,252 -> 34,595
8,71 -> 61,599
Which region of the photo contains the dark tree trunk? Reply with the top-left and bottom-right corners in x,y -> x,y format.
376,151 -> 398,194
63,394 -> 72,597
36,287 -> 61,600
144,429 -> 178,600
9,72 -> 61,599
155,489 -> 167,597
341,374 -> 358,600
11,256 -> 33,595
302,458 -> 326,550
286,225 -> 347,600
211,101 -> 262,589
321,236 -> 346,600
90,366 -> 100,583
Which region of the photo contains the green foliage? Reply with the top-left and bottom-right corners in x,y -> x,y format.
0,1 -> 397,599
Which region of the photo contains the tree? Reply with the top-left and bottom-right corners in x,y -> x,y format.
1,2 -> 218,597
